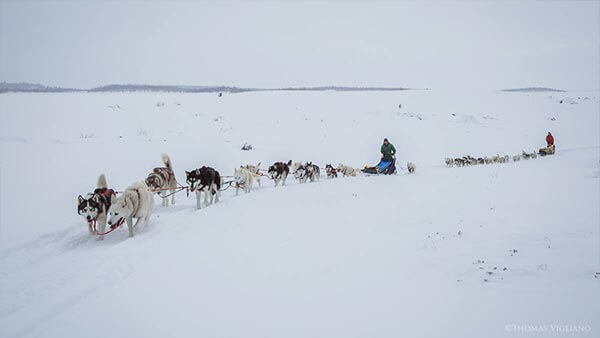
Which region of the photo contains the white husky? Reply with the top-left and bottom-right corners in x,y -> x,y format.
107,182 -> 154,238
234,166 -> 254,195
291,162 -> 303,174
242,162 -> 262,188
337,164 -> 360,177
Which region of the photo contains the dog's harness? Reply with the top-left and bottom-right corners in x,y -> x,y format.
88,188 -> 133,236
235,174 -> 247,189
96,188 -> 116,211
89,218 -> 124,236
148,168 -> 189,197
326,167 -> 338,177
256,169 -> 273,180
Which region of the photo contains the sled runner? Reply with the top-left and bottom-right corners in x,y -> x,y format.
361,158 -> 397,175
538,145 -> 556,156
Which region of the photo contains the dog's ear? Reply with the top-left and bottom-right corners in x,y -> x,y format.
287,160 -> 292,166
185,171 -> 190,176
78,195 -> 85,204
92,194 -> 101,204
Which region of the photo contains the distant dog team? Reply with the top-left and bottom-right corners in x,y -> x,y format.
446,149 -> 545,168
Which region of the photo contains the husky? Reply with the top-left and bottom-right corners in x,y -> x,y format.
291,162 -> 303,174
107,181 -> 154,239
268,160 -> 291,187
305,162 -> 320,182
513,154 -> 521,162
337,164 -> 360,177
522,151 -> 531,160
185,167 -> 221,209
484,157 -> 492,164
145,153 -> 177,207
445,157 -> 455,167
290,162 -> 307,182
530,152 -> 537,159
293,164 -> 309,183
407,162 -> 416,173
77,174 -> 115,238
325,164 -> 338,178
454,158 -> 465,167
234,166 -> 254,195
242,162 -> 262,188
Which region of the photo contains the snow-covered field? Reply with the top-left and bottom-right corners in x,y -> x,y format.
1,90 -> 599,337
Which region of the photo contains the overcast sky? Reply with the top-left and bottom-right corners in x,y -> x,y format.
0,0 -> 598,90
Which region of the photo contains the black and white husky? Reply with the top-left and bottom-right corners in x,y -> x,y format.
407,162 -> 416,173
145,153 -> 177,206
77,174 -> 115,238
293,163 -> 309,183
186,167 -> 221,209
325,164 -> 338,178
305,162 -> 320,182
107,182 -> 155,239
268,160 -> 291,187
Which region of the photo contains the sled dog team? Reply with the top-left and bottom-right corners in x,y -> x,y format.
445,150 -> 540,168
78,154 -> 373,239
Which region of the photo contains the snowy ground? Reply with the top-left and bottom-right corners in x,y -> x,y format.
0,90 -> 599,337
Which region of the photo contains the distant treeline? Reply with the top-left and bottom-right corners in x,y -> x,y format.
0,82 -> 80,93
87,84 -> 251,93
501,87 -> 566,93
0,82 -> 411,94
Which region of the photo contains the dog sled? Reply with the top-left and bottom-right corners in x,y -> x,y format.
361,157 -> 397,175
538,145 -> 556,156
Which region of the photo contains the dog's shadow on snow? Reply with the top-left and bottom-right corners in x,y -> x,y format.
62,229 -> 134,249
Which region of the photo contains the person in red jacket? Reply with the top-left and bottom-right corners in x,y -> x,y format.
546,132 -> 554,147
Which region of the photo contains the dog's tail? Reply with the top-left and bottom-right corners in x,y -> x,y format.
161,153 -> 173,171
97,174 -> 107,189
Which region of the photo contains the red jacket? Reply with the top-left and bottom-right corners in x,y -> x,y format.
546,134 -> 554,146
